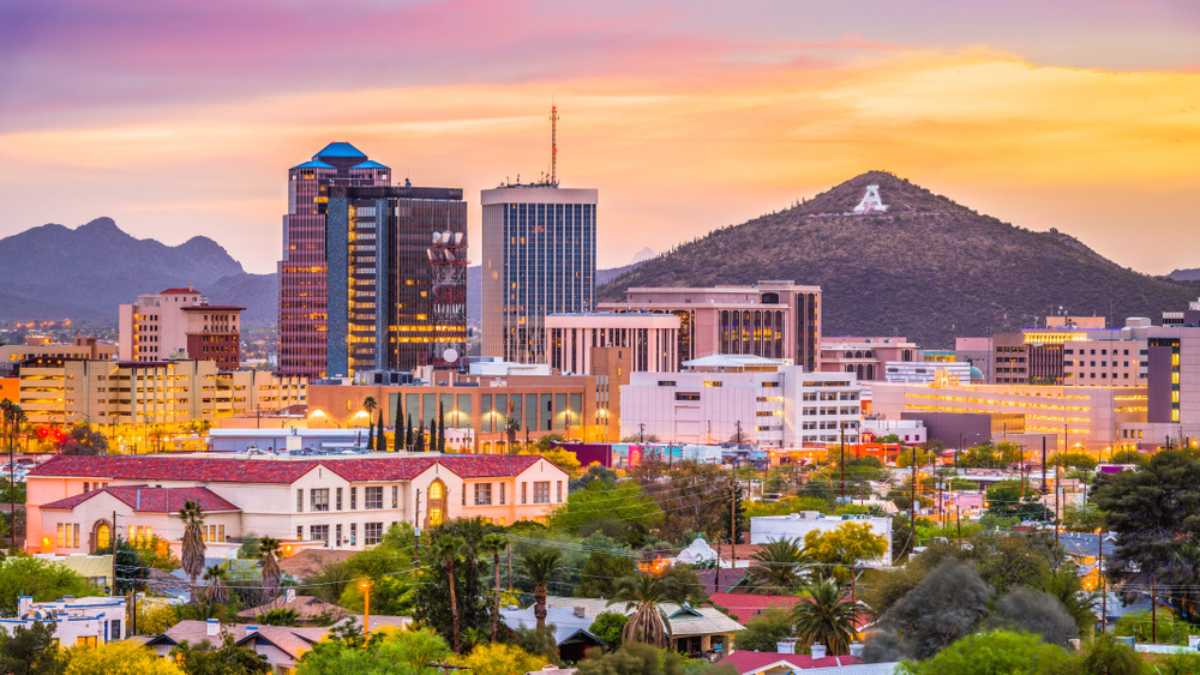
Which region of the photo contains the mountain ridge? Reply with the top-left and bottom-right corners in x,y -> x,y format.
599,171 -> 1196,346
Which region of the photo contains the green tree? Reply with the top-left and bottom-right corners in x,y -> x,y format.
1108,450 -> 1146,466
899,629 -> 1077,675
576,642 -> 734,675
179,500 -> 206,591
337,524 -> 419,616
203,564 -> 229,606
802,521 -> 887,583
1054,452 -> 1097,471
1079,633 -> 1143,675
257,536 -> 282,603
519,547 -> 563,633
437,401 -> 446,453
0,557 -> 95,613
1041,564 -> 1097,637
415,420 -> 426,452
172,631 -> 270,674
363,396 -> 378,450
58,422 -> 107,455
792,578 -> 863,656
0,622 -> 66,675
405,413 -> 413,451
589,611 -> 629,649
550,479 -> 663,547
1062,502 -> 1105,532
376,412 -> 387,453
65,640 -> 183,674
479,533 -> 507,642
743,538 -> 810,594
1092,449 -> 1200,618
659,564 -> 708,606
985,481 -> 1051,521
576,546 -> 637,599
735,607 -> 794,652
255,607 -> 300,626
450,643 -> 547,675
413,520 -> 494,653
296,625 -> 450,674
612,573 -> 668,648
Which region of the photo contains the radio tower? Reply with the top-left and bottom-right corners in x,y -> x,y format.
550,104 -> 559,186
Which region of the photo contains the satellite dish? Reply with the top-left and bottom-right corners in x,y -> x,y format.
443,348 -> 460,363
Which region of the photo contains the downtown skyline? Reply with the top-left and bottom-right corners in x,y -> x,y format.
1,0 -> 1198,275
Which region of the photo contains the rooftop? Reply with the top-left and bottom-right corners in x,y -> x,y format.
40,486 -> 240,513
28,454 -> 546,485
719,651 -> 866,673
290,159 -> 336,171
682,354 -> 790,370
351,159 -> 388,170
315,141 -> 367,159
159,287 -> 200,295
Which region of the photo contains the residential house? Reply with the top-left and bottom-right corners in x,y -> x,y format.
0,596 -> 126,648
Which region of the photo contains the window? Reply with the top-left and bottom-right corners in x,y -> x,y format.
500,483 -> 506,505
311,488 -> 330,512
308,524 -> 328,546
350,487 -> 358,510
364,522 -> 383,546
75,636 -> 97,648
556,481 -> 563,503
297,526 -> 303,540
391,485 -> 399,509
336,488 -> 343,511
521,482 -> 527,504
349,523 -> 357,546
675,392 -> 700,401
336,523 -> 343,546
202,524 -> 226,543
365,486 -> 383,510
296,489 -> 304,512
533,481 -> 551,504
109,619 -> 121,641
475,483 -> 493,505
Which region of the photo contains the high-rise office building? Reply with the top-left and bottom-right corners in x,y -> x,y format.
481,185 -> 598,364
278,142 -> 467,379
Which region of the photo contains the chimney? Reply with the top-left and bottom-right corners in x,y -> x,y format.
811,643 -> 827,659
573,606 -> 586,619
245,625 -> 259,636
17,595 -> 32,616
285,588 -> 296,603
136,487 -> 141,511
776,638 -> 796,654
849,642 -> 864,657
205,618 -> 219,637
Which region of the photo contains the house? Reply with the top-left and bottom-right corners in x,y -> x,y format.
708,593 -> 802,625
147,617 -> 412,674
26,454 -> 569,555
719,650 -> 897,675
0,595 -> 126,648
501,596 -> 744,659
237,590 -> 350,624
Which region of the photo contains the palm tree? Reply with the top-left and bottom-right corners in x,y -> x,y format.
792,578 -> 863,656
364,396 -> 378,450
612,573 -> 669,648
433,534 -> 468,652
744,538 -> 811,594
519,547 -> 563,633
203,564 -> 229,606
179,500 -> 206,591
1,400 -> 23,551
480,534 -> 508,642
258,536 -> 282,603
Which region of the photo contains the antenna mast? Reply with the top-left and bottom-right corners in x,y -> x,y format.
550,104 -> 559,186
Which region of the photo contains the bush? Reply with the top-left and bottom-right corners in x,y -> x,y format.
589,612 -> 628,649
899,629 -> 1076,674
734,608 -> 794,652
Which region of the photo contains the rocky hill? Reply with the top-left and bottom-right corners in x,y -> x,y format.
0,218 -> 276,325
599,171 -> 1196,346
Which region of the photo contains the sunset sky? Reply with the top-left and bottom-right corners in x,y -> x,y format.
1,1 -> 1198,274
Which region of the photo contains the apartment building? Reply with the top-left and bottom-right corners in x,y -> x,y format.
820,336 -> 918,382
27,454 -> 569,554
544,312 -> 680,375
119,288 -> 243,369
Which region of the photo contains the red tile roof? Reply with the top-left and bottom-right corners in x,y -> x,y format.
709,593 -> 802,624
41,486 -> 240,513
160,287 -> 200,295
28,454 -> 547,486
719,651 -> 863,674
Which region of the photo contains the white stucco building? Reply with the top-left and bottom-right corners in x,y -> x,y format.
619,355 -> 861,448
26,454 -> 569,555
0,595 -> 126,647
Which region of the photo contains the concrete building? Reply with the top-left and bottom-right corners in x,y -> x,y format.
18,359 -> 306,430
26,454 -> 569,554
307,369 -> 607,453
598,281 -> 822,371
481,184 -> 598,365
820,336 -> 918,382
955,337 -> 993,383
750,511 -> 892,566
869,380 -> 1146,451
619,355 -> 861,448
0,337 -> 115,374
1119,323 -> 1200,449
278,142 -> 467,378
545,312 -> 680,374
0,595 -> 126,647
119,288 -> 243,369
883,361 -> 973,385
861,418 -> 927,444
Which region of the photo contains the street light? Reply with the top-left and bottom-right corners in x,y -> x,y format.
358,578 -> 373,637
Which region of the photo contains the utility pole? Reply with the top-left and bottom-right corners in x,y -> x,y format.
1041,436 -> 1048,495
1099,530 -> 1107,633
1151,575 -> 1157,643
1054,463 -> 1061,550
639,423 -> 645,445
111,510 -> 118,597
839,425 -> 846,502
955,503 -> 962,548
910,449 -> 918,534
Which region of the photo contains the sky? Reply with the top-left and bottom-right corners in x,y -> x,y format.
1,0 -> 1198,274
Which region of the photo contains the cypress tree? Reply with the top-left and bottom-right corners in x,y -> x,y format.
429,416 -> 439,454
415,420 -> 426,452
377,412 -> 388,452
393,395 -> 403,435
437,401 -> 446,452
366,418 -> 375,451
405,413 -> 414,451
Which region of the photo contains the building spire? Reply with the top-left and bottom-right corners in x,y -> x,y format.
550,104 -> 559,187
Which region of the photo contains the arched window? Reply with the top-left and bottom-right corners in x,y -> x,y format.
426,479 -> 447,529
92,520 -> 111,553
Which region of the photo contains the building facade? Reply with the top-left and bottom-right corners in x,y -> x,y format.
26,454 -> 569,554
619,355 -> 861,448
598,281 -> 821,371
819,337 -> 919,382
481,185 -> 598,364
119,289 -> 243,369
883,361 -> 973,385
544,312 -> 680,375
1120,323 -> 1200,449
0,595 -> 126,647
0,338 -> 115,375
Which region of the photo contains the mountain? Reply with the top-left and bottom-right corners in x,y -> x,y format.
1169,268 -> 1200,282
599,171 -> 1198,347
631,246 -> 657,265
465,261 -> 646,326
0,218 -> 276,325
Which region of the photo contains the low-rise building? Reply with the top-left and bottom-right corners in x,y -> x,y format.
119,288 -> 243,369
750,512 -> 892,566
26,453 -> 569,554
545,312 -> 680,374
820,337 -> 918,382
620,355 -> 861,448
0,595 -> 126,647
883,361 -> 972,385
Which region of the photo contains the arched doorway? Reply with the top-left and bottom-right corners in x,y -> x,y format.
91,519 -> 112,553
425,479 -> 447,529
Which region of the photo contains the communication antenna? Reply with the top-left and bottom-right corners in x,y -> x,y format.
550,104 -> 559,186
